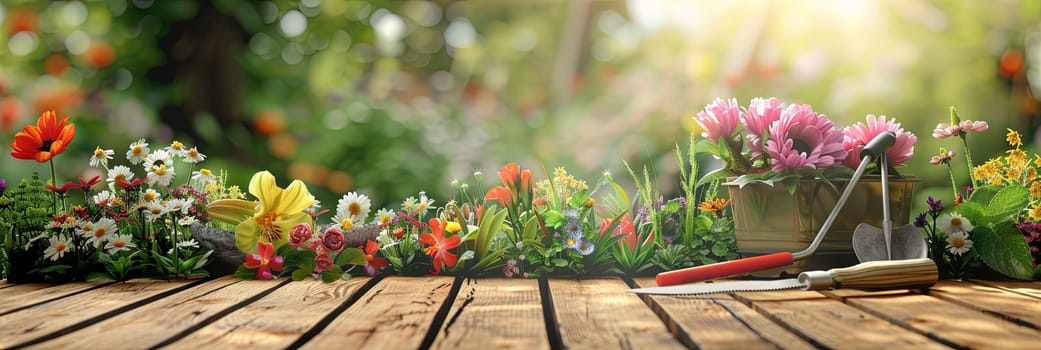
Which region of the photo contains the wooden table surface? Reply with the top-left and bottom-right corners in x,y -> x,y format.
1,276 -> 1039,349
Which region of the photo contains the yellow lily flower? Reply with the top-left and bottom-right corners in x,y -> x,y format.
235,171 -> 315,253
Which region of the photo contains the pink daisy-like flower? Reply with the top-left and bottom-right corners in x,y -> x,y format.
742,97 -> 784,151
764,104 -> 847,173
958,120 -> 988,133
842,115 -> 917,169
693,98 -> 742,143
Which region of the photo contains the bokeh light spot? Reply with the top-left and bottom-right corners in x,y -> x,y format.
279,10 -> 307,38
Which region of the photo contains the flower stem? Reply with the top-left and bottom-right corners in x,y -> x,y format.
49,159 -> 61,213
945,163 -> 959,199
960,134 -> 977,189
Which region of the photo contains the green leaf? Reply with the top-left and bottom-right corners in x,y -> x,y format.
458,250 -> 475,262
543,210 -> 565,228
696,168 -> 730,188
292,269 -> 311,281
973,224 -> 1034,280
86,272 -> 114,282
551,258 -> 569,267
234,265 -> 256,280
334,248 -> 367,266
568,190 -> 590,209
341,272 -> 353,281
322,266 -> 344,283
986,186 -> 1029,220
661,200 -> 681,215
711,241 -> 730,257
954,202 -> 986,225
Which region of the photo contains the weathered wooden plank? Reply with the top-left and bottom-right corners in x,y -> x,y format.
971,279 -> 1041,300
633,278 -> 814,350
0,281 -> 105,315
847,293 -> 1041,348
746,298 -> 946,349
25,277 -> 289,349
300,276 -> 454,349
729,288 -> 828,302
0,279 -> 195,349
549,278 -> 684,349
161,277 -> 369,350
925,281 -> 1041,330
431,278 -> 547,350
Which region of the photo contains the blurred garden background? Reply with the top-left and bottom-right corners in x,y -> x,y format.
1,0 -> 1040,211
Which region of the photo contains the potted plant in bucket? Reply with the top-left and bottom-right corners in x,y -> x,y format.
693,97 -> 918,275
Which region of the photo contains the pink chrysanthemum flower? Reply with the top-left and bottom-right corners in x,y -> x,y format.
764,104 -> 847,173
693,98 -> 742,143
742,97 -> 784,151
842,115 -> 917,169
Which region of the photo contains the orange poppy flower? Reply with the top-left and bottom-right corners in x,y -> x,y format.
10,110 -> 75,162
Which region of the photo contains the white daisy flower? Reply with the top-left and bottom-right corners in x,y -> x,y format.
77,221 -> 95,239
144,149 -> 173,172
415,191 -> 435,215
92,190 -> 114,206
178,216 -> 197,226
166,140 -> 187,158
105,234 -> 136,253
141,188 -> 162,204
402,196 -> 417,212
45,214 -> 79,230
144,202 -> 169,222
167,239 -> 200,254
106,165 -> 135,186
183,146 -> 206,163
147,164 -> 176,187
191,168 -> 217,185
168,198 -> 195,215
83,217 -> 118,248
126,139 -> 150,165
937,213 -> 974,234
374,208 -> 395,226
44,234 -> 72,261
89,146 -> 115,168
945,231 -> 974,256
335,192 -> 372,224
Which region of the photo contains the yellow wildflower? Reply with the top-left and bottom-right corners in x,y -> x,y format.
1007,128 -> 1022,148
1027,167 -> 1038,183
1031,204 -> 1041,222
234,171 -> 315,252
445,221 -> 462,234
973,159 -> 1003,185
1007,149 -> 1027,170
1031,181 -> 1041,200
1034,154 -> 1041,168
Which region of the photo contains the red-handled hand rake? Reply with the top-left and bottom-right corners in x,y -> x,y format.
656,131 -> 898,287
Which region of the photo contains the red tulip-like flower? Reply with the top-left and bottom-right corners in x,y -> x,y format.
244,242 -> 284,280
362,240 -> 388,276
420,218 -> 460,274
10,110 -> 75,163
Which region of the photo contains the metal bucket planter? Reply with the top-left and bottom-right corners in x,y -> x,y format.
724,175 -> 918,276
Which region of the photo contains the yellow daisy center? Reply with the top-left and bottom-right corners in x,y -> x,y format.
188,148 -> 199,158
144,192 -> 158,202
150,207 -> 162,215
171,141 -> 184,150
341,218 -> 354,230
132,145 -> 144,155
950,217 -> 962,226
348,202 -> 362,216
113,240 -> 125,248
951,239 -> 964,248
154,165 -> 167,176
55,242 -> 66,251
94,228 -> 106,238
200,168 -> 212,176
379,215 -> 391,225
94,147 -> 105,157
114,174 -> 127,183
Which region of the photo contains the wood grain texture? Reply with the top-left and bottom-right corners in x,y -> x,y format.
431,278 -> 548,350
971,279 -> 1041,300
633,278 -> 814,350
0,279 -> 194,349
160,277 -> 369,350
847,293 -> 1041,348
549,278 -> 684,349
26,277 -> 288,349
926,281 -> 1041,329
0,281 -> 104,315
751,299 -> 946,349
299,276 -> 454,349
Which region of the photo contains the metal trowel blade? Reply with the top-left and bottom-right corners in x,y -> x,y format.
852,223 -> 927,262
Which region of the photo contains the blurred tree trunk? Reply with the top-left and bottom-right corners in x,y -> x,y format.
151,0 -> 246,151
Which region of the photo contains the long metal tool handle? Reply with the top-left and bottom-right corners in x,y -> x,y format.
654,132 -> 898,286
792,131 -> 896,260
880,152 -> 893,260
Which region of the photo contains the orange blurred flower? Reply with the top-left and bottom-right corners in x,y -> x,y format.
45,55 -> 70,76
1,97 -> 23,132
82,41 -> 115,68
253,110 -> 286,136
33,86 -> 83,116
9,110 -> 75,162
697,198 -> 729,215
7,8 -> 38,35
